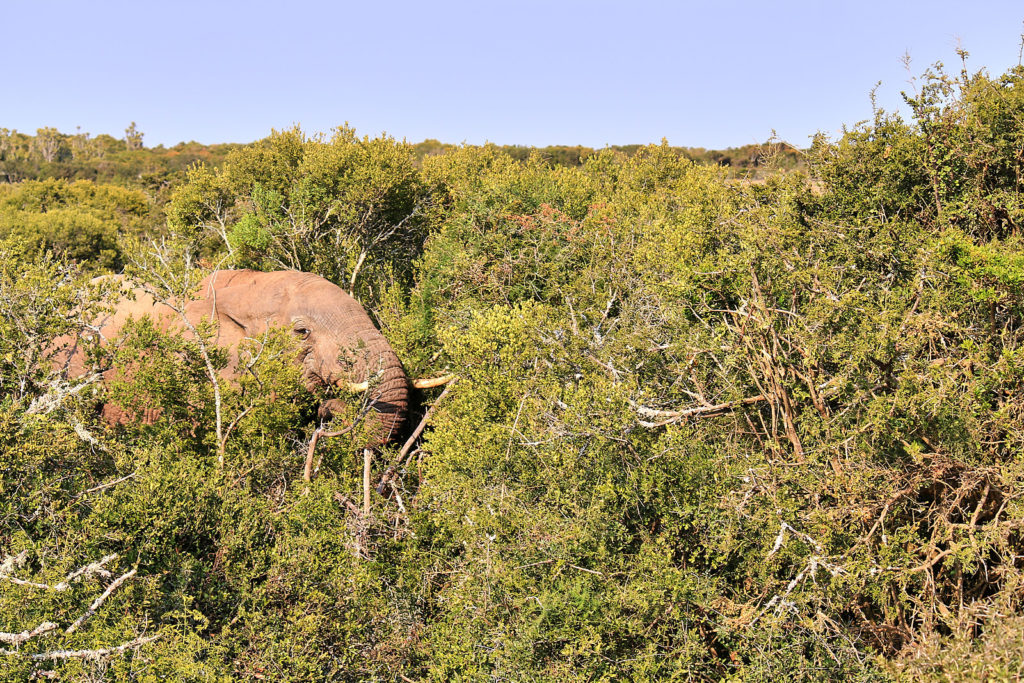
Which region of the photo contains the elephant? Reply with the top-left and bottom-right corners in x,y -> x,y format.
55,269 -> 436,443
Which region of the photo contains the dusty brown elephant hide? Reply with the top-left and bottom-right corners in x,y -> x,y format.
55,269 -> 409,442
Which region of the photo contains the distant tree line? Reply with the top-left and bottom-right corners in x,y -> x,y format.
0,125 -> 241,192
0,126 -> 804,192
412,138 -> 805,173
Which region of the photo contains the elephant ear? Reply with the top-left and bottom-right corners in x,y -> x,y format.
184,282 -> 259,337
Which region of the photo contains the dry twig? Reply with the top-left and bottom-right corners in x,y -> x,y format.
0,622 -> 57,646
0,553 -> 116,592
27,633 -> 161,661
65,568 -> 137,634
632,395 -> 768,428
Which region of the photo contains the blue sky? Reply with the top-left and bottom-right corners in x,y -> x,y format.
3,1 -> 1023,149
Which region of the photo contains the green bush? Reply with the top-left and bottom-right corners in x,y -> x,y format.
0,178 -> 155,271
166,126 -> 428,313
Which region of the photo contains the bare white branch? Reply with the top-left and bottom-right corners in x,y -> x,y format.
55,555 -> 117,590
71,418 -> 104,450
0,621 -> 57,645
2,576 -> 53,590
26,633 -> 161,661
25,373 -> 102,416
82,474 -> 136,496
633,394 -> 768,427
65,568 -> 137,634
0,550 -> 29,578
0,553 -> 117,592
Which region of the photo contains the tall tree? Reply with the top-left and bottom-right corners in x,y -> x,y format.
124,121 -> 144,151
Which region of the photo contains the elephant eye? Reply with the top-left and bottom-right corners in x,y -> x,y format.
294,327 -> 310,339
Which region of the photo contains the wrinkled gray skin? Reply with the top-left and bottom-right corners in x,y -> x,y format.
60,269 -> 409,443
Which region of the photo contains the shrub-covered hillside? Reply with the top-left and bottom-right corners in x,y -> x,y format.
2,58 -> 1024,680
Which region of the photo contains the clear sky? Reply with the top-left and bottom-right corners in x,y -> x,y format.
3,1 -> 1023,149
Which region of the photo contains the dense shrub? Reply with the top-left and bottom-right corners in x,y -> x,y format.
0,179 -> 156,271
166,126 -> 429,314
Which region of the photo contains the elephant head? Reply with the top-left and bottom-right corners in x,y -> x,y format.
186,270 -> 410,442
52,269 -> 413,443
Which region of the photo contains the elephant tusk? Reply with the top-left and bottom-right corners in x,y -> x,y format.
342,380 -> 369,393
410,373 -> 457,389
340,374 -> 456,392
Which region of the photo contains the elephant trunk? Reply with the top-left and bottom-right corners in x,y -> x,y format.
348,335 -> 409,444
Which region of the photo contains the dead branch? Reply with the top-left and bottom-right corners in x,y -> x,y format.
82,474 -> 136,496
303,422 -> 359,482
370,380 -> 461,512
65,568 -> 137,634
363,448 -> 372,516
220,405 -> 255,455
332,493 -> 369,559
348,250 -> 368,295
70,418 -> 105,451
54,555 -> 116,590
907,548 -> 954,574
969,479 -> 992,529
133,248 -> 231,465
302,387 -> 385,482
0,622 -> 57,645
0,555 -> 150,660
0,553 -> 116,591
0,550 -> 29,579
632,394 -> 767,427
863,495 -> 900,545
585,353 -> 622,379
25,633 -> 161,661
24,374 -> 103,416
401,447 -> 421,471
392,378 -> 459,467
333,493 -> 362,516
752,558 -> 819,625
